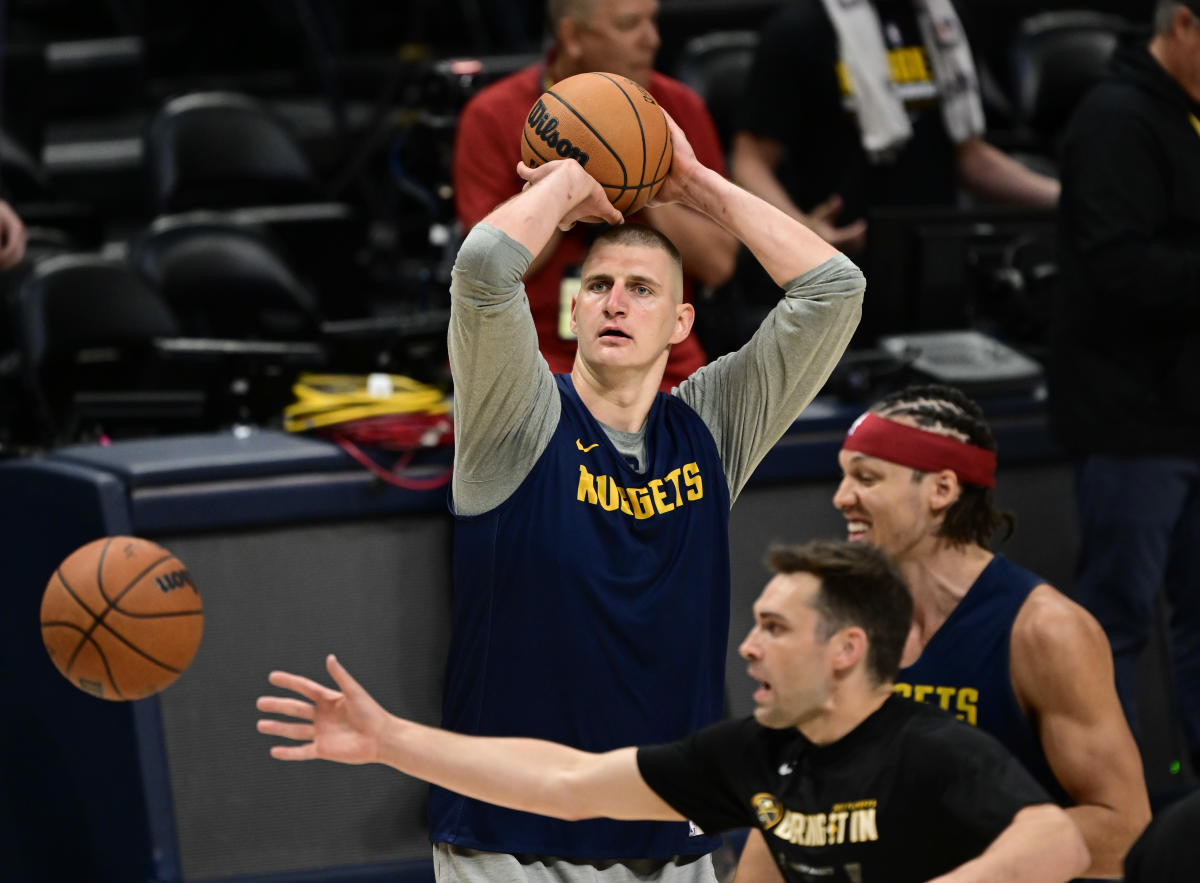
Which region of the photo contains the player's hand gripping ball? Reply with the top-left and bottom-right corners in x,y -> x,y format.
40,536 -> 204,701
521,71 -> 674,215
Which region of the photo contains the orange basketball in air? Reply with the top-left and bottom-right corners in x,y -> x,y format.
520,71 -> 673,215
40,536 -> 204,701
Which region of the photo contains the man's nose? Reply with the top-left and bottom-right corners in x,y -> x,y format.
603,287 -> 628,315
832,476 -> 855,510
642,20 -> 661,52
739,628 -> 760,661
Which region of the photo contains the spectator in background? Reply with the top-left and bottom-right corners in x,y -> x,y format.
1050,0 -> 1200,784
730,0 -> 1060,253
452,0 -> 737,389
0,199 -> 26,270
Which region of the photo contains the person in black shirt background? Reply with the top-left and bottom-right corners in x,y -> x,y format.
256,540 -> 1088,883
730,0 -> 1059,253
1050,0 -> 1200,789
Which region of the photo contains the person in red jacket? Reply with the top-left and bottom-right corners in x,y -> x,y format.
453,0 -> 737,389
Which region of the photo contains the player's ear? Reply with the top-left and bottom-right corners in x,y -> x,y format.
831,626 -> 867,675
557,17 -> 585,62
928,469 -> 961,515
670,302 -> 694,344
569,295 -> 579,336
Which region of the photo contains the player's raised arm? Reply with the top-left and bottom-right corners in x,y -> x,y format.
478,159 -> 623,259
256,655 -> 681,824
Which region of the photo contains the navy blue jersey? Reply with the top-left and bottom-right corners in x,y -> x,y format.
431,374 -> 731,859
896,555 -> 1069,804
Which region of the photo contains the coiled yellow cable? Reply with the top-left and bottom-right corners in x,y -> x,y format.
283,373 -> 451,432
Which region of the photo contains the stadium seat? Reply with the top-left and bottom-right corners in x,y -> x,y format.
145,91 -> 325,213
1008,11 -> 1134,152
13,253 -> 181,443
132,215 -> 323,340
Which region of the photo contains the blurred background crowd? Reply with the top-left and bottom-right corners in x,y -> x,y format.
0,0 -> 1162,451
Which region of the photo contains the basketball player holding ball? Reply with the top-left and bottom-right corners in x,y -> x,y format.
433,109 -> 864,882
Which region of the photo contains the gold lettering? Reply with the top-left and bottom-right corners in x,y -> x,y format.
851,808 -> 878,843
596,475 -> 622,512
832,800 -> 876,812
577,464 -> 704,519
648,478 -> 674,514
626,486 -> 655,520
892,682 -> 912,698
829,811 -> 849,844
663,467 -> 684,506
913,684 -> 934,703
935,686 -> 957,711
773,812 -> 799,844
957,687 -> 979,726
577,465 -> 597,504
806,814 -> 827,847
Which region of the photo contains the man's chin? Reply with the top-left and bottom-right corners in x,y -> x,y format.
617,65 -> 654,89
752,706 -> 790,729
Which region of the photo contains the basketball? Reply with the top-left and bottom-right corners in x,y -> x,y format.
40,536 -> 204,701
520,71 -> 673,215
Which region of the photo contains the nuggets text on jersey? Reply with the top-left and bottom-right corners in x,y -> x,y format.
576,462 -> 703,519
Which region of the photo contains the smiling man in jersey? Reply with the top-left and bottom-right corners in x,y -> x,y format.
736,384 -> 1151,882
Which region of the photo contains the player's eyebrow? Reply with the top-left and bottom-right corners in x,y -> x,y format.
753,608 -> 788,626
582,272 -> 663,290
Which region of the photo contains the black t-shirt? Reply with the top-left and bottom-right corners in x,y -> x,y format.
637,695 -> 1051,883
738,0 -> 958,222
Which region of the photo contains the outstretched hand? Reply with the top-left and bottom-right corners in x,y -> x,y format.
516,160 -> 623,230
256,654 -> 386,765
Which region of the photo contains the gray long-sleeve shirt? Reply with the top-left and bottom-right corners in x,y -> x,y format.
449,223 -> 865,516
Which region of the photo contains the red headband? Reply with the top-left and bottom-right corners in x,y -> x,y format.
841,412 -> 997,488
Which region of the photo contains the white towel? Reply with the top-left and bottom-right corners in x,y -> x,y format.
818,0 -> 985,162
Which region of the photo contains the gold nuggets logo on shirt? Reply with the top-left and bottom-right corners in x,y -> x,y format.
576,462 -> 703,520
893,682 -> 979,726
751,793 -> 784,829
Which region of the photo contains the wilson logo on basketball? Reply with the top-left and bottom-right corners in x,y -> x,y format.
527,100 -> 591,165
155,568 -> 197,594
